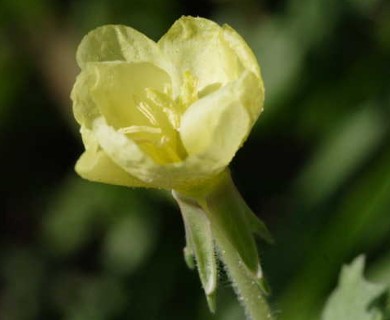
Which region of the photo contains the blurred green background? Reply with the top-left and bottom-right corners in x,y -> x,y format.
0,0 -> 389,319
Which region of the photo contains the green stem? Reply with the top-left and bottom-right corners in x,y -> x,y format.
197,171 -> 274,320
176,170 -> 274,319
213,225 -> 273,320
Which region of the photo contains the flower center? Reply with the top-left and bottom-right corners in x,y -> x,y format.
119,71 -> 198,164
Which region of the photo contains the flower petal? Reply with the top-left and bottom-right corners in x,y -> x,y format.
91,117 -> 158,181
76,24 -> 181,91
180,71 -> 260,169
89,62 -> 172,129
91,117 -> 220,190
72,61 -> 172,130
77,25 -> 158,67
71,66 -> 100,127
221,24 -> 261,80
158,17 -> 242,92
221,24 -> 265,120
76,127 -> 149,187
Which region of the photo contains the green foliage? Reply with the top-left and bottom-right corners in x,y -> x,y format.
322,256 -> 389,320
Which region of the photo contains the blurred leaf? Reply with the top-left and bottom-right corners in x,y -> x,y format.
52,273 -> 127,320
71,0 -> 173,40
252,19 -> 303,106
376,7 -> 390,52
296,103 -> 387,207
102,212 -> 157,275
346,0 -> 381,15
279,145 -> 390,320
215,11 -> 304,106
43,176 -> 158,261
321,256 -> 387,320
0,0 -> 49,26
287,0 -> 341,49
43,178 -> 113,255
371,252 -> 390,288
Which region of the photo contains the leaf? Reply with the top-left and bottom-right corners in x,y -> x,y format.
321,255 -> 388,320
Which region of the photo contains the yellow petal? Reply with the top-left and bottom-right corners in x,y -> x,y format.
91,117 -> 219,190
221,24 -> 261,80
77,25 -> 159,67
180,71 -> 259,169
75,150 -> 149,187
71,67 -> 100,127
89,73 -> 262,191
88,62 -> 172,129
91,117 -> 159,184
75,127 -> 148,187
158,16 -> 241,92
75,24 -> 180,92
221,24 -> 265,120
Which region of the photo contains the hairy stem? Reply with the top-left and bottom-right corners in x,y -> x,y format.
213,225 -> 273,320
197,171 -> 274,320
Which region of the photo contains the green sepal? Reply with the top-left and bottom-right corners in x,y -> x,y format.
173,191 -> 218,313
257,275 -> 271,296
182,210 -> 196,270
198,171 -> 262,277
183,246 -> 196,270
242,201 -> 274,244
206,289 -> 217,314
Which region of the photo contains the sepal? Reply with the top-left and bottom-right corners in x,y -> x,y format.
197,171 -> 263,278
173,191 -> 218,313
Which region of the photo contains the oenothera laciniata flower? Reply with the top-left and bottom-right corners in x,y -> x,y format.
71,16 -> 273,319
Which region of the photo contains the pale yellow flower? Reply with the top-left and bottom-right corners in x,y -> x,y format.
71,18 -> 273,318
71,16 -> 264,192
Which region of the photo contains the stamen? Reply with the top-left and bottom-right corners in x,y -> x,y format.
118,72 -> 200,164
119,125 -> 162,135
145,88 -> 180,129
137,101 -> 158,125
177,71 -> 198,113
